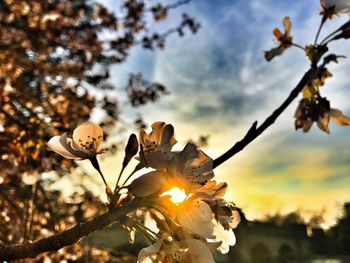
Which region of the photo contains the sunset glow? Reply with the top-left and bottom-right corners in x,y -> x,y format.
161,188 -> 187,204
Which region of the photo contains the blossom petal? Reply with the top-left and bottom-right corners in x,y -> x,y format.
128,171 -> 166,197
177,200 -> 214,238
72,123 -> 103,153
213,222 -> 236,254
143,151 -> 175,170
180,239 -> 215,263
330,108 -> 350,126
183,150 -> 214,184
179,143 -> 199,163
168,143 -> 199,176
194,181 -> 228,200
144,122 -> 165,145
47,135 -> 79,159
321,0 -> 350,13
229,209 -> 241,229
160,124 -> 176,150
283,16 -> 291,35
138,239 -> 163,263
59,133 -> 88,159
142,122 -> 176,150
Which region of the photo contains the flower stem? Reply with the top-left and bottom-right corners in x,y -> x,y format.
114,167 -> 125,192
133,219 -> 160,239
291,43 -> 305,51
121,163 -> 143,187
314,16 -> 326,46
89,157 -> 108,189
320,29 -> 342,46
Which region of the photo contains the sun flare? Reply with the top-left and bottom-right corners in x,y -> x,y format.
161,187 -> 187,204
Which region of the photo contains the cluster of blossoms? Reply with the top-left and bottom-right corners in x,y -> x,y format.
129,122 -> 240,262
48,122 -> 240,262
265,0 -> 350,134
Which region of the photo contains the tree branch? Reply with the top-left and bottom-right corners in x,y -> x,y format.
0,198 -> 147,261
213,68 -> 315,168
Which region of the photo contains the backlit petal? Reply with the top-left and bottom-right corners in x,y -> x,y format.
330,108 -> 350,126
180,239 -> 215,263
73,123 -> 103,153
177,199 -> 214,238
128,171 -> 166,197
213,222 -> 236,254
138,239 -> 163,263
47,135 -> 79,159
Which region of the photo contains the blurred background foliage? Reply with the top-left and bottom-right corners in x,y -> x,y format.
0,0 -> 199,261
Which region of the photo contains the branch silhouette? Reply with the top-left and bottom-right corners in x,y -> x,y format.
213,67 -> 315,168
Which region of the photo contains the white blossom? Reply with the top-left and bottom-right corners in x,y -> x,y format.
138,122 -> 177,169
47,123 -> 103,160
168,143 -> 215,192
320,0 -> 350,18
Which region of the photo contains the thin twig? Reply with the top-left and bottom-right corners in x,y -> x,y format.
213,68 -> 315,168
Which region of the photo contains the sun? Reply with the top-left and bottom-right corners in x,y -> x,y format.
161,187 -> 187,204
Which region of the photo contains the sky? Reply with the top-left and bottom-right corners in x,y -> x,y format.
89,0 -> 350,228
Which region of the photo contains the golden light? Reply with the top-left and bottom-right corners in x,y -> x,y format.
161,187 -> 187,204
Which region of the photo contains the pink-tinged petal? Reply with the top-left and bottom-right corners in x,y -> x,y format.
73,123 -> 103,153
138,239 -> 163,263
128,171 -> 166,197
47,135 -> 79,159
177,200 -> 214,238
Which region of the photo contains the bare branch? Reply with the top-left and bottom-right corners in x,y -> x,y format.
213,68 -> 315,168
